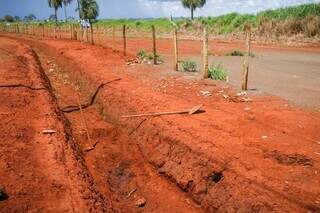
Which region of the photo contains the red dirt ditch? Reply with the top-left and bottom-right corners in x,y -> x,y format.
0,34 -> 319,212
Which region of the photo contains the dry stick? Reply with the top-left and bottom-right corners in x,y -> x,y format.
121,105 -> 203,118
123,25 -> 127,56
242,25 -> 251,91
152,25 -> 157,65
129,118 -> 147,136
173,27 -> 178,71
0,84 -> 46,90
61,78 -> 122,113
202,26 -> 209,79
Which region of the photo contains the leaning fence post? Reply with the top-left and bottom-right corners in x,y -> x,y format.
242,24 -> 251,91
152,25 -> 157,65
123,25 -> 127,56
202,26 -> 209,79
173,27 -> 178,71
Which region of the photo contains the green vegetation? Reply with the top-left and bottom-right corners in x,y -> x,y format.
208,63 -> 228,81
3,15 -> 14,22
1,3 -> 319,37
137,49 -> 163,63
181,59 -> 197,72
91,3 -> 320,36
225,50 -> 255,57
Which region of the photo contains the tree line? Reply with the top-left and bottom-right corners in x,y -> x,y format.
48,0 -> 99,25
1,0 -> 207,23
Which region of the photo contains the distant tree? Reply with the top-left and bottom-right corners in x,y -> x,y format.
80,0 -> 99,21
80,0 -> 99,43
48,0 -> 63,25
14,16 -> 20,21
4,15 -> 14,22
23,14 -> 36,22
63,0 -> 73,21
181,0 -> 206,20
49,14 -> 57,21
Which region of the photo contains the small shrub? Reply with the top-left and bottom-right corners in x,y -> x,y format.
225,50 -> 244,56
135,21 -> 141,27
137,49 -> 147,59
225,50 -> 255,57
208,63 -> 228,81
137,49 -> 163,63
181,60 -> 197,72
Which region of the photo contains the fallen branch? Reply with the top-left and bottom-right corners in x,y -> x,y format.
121,105 -> 204,118
83,141 -> 100,152
0,84 -> 46,90
126,188 -> 137,198
129,118 -> 147,136
61,78 -> 121,113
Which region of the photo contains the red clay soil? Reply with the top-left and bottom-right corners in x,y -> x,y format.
34,40 -> 202,212
0,37 -> 108,212
1,33 -> 320,212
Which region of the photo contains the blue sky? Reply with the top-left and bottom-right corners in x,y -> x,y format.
0,0 -> 319,20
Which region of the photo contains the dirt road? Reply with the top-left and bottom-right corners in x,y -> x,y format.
1,34 -> 320,212
109,37 -> 320,109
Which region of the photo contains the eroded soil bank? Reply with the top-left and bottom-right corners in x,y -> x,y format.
0,37 -> 107,212
1,34 -> 320,212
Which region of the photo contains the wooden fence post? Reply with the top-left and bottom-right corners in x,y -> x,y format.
173,27 -> 178,71
112,25 -> 116,50
242,24 -> 251,90
90,25 -> 94,44
202,26 -> 209,79
152,25 -> 157,65
42,25 -> 45,39
123,25 -> 126,56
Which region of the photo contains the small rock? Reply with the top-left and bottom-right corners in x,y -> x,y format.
236,91 -> 247,96
135,197 -> 147,207
262,135 -> 268,139
244,107 -> 251,111
222,94 -> 229,99
0,188 -> 8,201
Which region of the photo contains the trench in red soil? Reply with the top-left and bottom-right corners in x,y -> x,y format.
34,40 -> 202,212
6,35 -> 320,212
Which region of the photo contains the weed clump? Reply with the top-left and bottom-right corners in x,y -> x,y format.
137,49 -> 163,63
181,60 -> 197,72
225,50 -> 255,57
208,63 -> 228,81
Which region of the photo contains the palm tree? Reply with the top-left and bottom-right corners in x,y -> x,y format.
76,0 -> 81,19
80,0 -> 99,20
63,0 -> 73,21
80,0 -> 99,44
48,0 -> 63,25
181,0 -> 206,20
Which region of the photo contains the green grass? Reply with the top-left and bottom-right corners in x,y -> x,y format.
180,59 -> 197,72
208,63 -> 228,81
